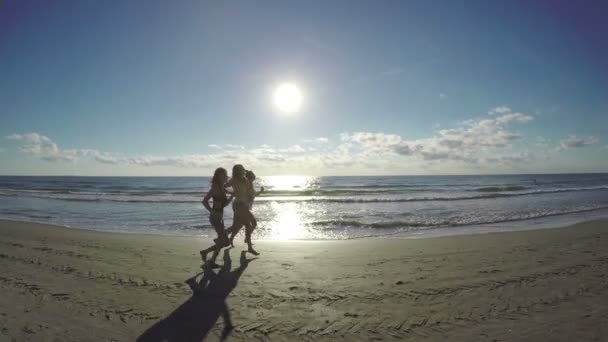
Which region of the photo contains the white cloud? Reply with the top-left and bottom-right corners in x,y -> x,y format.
488,106 -> 512,115
6,133 -> 53,144
91,152 -> 122,164
494,112 -> 533,124
6,133 -> 60,157
225,144 -> 244,150
484,152 -> 534,164
559,135 -> 599,149
439,93 -> 447,99
10,107 -> 596,174
207,144 -> 243,150
303,137 -> 329,144
342,111 -> 534,163
346,132 -> 403,153
279,145 -> 306,153
4,132 -> 317,171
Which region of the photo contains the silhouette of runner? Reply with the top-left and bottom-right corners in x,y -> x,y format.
137,249 -> 256,342
200,167 -> 233,268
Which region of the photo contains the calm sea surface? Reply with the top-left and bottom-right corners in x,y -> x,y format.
1,174 -> 608,239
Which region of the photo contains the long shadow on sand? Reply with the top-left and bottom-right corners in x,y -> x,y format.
137,248 -> 256,342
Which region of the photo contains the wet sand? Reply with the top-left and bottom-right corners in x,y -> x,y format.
0,219 -> 607,341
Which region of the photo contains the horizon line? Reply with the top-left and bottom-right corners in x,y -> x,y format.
1,172 -> 607,178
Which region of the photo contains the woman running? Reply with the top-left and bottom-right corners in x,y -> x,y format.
226,164 -> 259,255
229,170 -> 263,246
200,167 -> 233,267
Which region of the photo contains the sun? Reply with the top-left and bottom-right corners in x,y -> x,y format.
272,82 -> 303,113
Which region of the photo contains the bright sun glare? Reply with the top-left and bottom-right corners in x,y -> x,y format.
272,82 -> 303,113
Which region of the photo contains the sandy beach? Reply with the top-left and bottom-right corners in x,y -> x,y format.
0,219 -> 607,341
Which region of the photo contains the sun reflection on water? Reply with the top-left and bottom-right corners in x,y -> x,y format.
258,175 -> 318,191
265,202 -> 309,240
255,175 -> 321,240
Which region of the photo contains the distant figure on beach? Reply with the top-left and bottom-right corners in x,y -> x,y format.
225,164 -> 259,255
199,167 -> 233,268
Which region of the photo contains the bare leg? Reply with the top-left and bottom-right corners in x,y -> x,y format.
244,222 -> 259,255
201,223 -> 229,268
229,224 -> 243,247
199,244 -> 215,261
244,209 -> 258,251
244,211 -> 257,244
251,215 -> 257,229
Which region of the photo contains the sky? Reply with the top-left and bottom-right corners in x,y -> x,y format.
1,0 -> 607,176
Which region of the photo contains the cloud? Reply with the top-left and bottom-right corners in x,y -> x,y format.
559,135 -> 599,149
5,134 -> 126,165
207,144 -> 244,150
4,132 -> 316,171
6,133 -> 60,157
342,110 -> 534,163
225,144 -> 244,150
303,137 -> 329,144
488,106 -> 512,115
347,132 -> 403,152
93,152 -> 122,164
484,152 -> 534,164
494,112 -> 533,124
3,108 -> 573,173
6,133 -> 53,144
439,93 -> 447,99
279,145 -> 306,153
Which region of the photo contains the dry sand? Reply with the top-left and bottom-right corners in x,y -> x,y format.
0,219 -> 607,341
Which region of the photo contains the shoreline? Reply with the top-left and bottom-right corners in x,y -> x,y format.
1,219 -> 608,341
2,204 -> 608,241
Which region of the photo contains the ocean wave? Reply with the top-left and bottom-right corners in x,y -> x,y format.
1,185 -> 607,204
474,185 -> 529,192
260,189 -> 410,196
309,186 -> 608,203
309,205 -> 608,231
310,219 -> 447,229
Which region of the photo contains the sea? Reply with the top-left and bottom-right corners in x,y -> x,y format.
1,174 -> 608,240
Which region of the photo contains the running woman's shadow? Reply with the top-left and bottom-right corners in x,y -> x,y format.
137,248 -> 256,342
